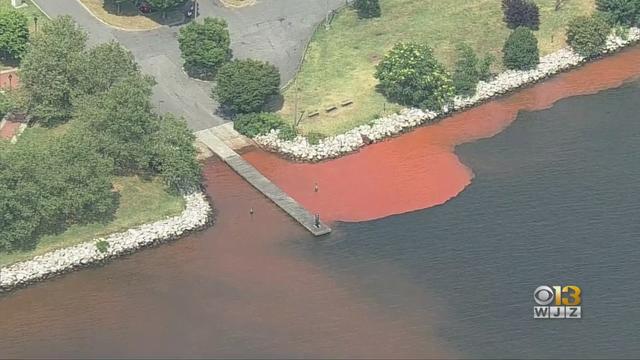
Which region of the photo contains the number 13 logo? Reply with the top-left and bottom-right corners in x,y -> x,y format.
554,285 -> 581,306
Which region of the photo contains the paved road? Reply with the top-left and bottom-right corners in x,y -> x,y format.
33,0 -> 345,131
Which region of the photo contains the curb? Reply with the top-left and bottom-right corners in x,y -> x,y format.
29,0 -> 51,20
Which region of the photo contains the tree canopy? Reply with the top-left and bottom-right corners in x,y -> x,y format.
567,14 -> 612,58
452,43 -> 480,96
19,16 -> 87,126
502,0 -> 541,30
148,114 -> 201,191
73,73 -> 201,191
0,130 -> 117,252
213,59 -> 281,114
73,74 -> 158,173
146,0 -> 184,13
178,17 -> 232,79
20,17 -> 146,126
1,16 -> 202,255
74,40 -> 139,98
596,0 -> 640,26
375,42 -> 454,110
502,27 -> 540,70
0,9 -> 29,62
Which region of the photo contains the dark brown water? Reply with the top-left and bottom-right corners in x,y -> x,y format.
0,162 -> 454,358
2,48 -> 640,358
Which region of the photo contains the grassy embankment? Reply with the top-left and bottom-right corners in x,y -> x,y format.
0,0 -> 47,70
0,173 -> 185,267
280,0 -> 595,136
0,127 -> 186,267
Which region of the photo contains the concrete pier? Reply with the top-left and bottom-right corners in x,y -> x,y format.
196,128 -> 331,236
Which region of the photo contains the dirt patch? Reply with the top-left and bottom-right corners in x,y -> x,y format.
219,0 -> 256,8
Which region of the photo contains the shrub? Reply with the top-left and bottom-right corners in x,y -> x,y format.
213,59 -> 281,114
95,240 -> 110,254
375,42 -> 454,110
354,0 -> 381,19
452,43 -> 480,96
502,0 -> 540,30
178,17 -> 232,79
502,27 -> 540,70
0,9 -> 29,62
0,92 -> 13,119
566,15 -> 612,58
596,0 -> 640,26
277,124 -> 297,141
306,131 -> 326,145
478,54 -> 496,81
234,112 -> 291,138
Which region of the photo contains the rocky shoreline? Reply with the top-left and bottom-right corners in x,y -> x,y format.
0,192 -> 213,293
255,28 -> 640,162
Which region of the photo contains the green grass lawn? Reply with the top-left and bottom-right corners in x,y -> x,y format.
280,0 -> 595,136
0,0 -> 47,70
0,176 -> 186,267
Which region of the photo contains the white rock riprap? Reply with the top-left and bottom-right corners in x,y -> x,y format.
255,28 -> 640,162
0,192 -> 212,292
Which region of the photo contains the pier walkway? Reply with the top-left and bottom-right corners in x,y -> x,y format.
196,128 -> 331,236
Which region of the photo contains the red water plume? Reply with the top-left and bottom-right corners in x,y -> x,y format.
244,47 -> 640,223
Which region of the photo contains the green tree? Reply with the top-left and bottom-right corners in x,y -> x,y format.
567,15 -> 612,58
0,9 -> 29,62
354,0 -> 381,19
114,0 -> 128,14
73,74 -> 159,173
146,0 -> 183,17
478,54 -> 495,81
148,114 -> 202,191
73,74 -> 202,191
375,42 -> 454,110
74,41 -> 139,99
20,16 -> 87,126
45,131 -> 118,226
502,27 -> 540,70
596,0 -> 640,26
178,17 -> 232,79
0,130 -> 116,252
452,43 -> 480,96
502,0 -> 541,30
213,59 -> 281,114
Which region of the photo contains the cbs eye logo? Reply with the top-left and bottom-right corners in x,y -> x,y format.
533,285 -> 581,319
